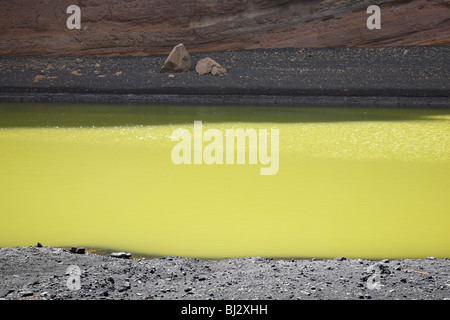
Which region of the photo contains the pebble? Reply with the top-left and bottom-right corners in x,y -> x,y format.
21,291 -> 34,297
334,257 -> 347,261
119,281 -> 131,292
110,252 -> 131,259
197,275 -> 207,281
70,247 -> 85,254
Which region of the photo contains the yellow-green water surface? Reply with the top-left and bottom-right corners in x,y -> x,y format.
0,104 -> 449,259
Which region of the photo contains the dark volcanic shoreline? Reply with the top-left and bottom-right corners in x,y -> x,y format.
1,45 -> 449,107
1,246 -> 449,300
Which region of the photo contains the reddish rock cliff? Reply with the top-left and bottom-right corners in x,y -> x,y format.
0,0 -> 449,56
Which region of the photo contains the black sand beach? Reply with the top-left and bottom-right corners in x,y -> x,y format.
0,45 -> 448,107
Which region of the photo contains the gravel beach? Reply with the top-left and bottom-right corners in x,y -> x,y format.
1,246 -> 449,300
1,45 -> 449,107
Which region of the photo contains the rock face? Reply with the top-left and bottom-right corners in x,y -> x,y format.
159,44 -> 191,73
0,0 -> 449,56
196,58 -> 226,76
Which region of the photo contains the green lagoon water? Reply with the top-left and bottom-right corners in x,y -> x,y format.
0,104 -> 449,259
